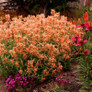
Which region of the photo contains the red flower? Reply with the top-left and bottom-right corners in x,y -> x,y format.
83,50 -> 89,55
84,12 -> 89,22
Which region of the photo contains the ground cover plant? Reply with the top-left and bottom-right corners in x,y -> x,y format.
0,10 -> 84,92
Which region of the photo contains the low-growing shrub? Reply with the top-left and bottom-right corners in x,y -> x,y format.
0,10 -> 83,91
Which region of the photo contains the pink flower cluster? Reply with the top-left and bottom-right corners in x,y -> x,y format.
6,76 -> 16,92
72,36 -> 81,43
77,22 -> 92,32
6,74 -> 37,92
72,36 -> 88,46
75,40 -> 88,46
71,35 -> 89,56
55,78 -> 71,85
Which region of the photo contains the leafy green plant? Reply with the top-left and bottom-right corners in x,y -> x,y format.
71,13 -> 92,91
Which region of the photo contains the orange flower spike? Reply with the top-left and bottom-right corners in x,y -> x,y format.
33,67 -> 37,74
59,65 -> 63,70
2,60 -> 6,64
52,69 -> 56,75
45,71 -> 49,76
3,50 -> 7,54
78,18 -> 81,24
10,59 -> 14,64
65,55 -> 70,60
5,14 -> 10,21
35,61 -> 39,67
27,67 -> 31,74
51,9 -> 55,15
41,76 -> 45,82
43,69 -> 47,74
4,57 -> 7,61
84,12 -> 89,22
15,62 -> 19,67
20,60 -> 23,66
52,63 -> 56,68
19,70 -> 22,74
23,54 -> 27,60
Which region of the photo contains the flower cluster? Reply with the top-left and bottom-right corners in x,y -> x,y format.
0,10 -> 83,83
15,74 -> 29,87
72,12 -> 92,90
6,74 -> 37,92
55,77 -> 71,85
71,12 -> 92,57
6,76 -> 16,92
71,36 -> 89,56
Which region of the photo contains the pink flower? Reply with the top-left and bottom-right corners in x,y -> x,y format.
70,54 -> 74,57
75,40 -> 83,46
85,27 -> 89,31
83,40 -> 88,44
83,50 -> 89,55
72,36 -> 81,40
72,36 -> 81,43
76,23 -> 89,28
77,25 -> 83,28
85,26 -> 92,31
75,40 -> 88,46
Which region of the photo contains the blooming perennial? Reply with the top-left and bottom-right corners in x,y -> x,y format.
0,10 -> 83,84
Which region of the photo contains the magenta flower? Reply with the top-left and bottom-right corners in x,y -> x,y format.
55,78 -> 71,84
77,25 -> 83,28
83,50 -> 89,55
6,77 -> 16,91
72,36 -> 81,43
77,23 -> 89,28
6,74 -> 37,91
75,40 -> 88,46
83,40 -> 88,44
70,51 -> 77,57
85,26 -> 92,31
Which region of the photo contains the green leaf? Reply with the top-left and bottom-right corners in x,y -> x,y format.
79,90 -> 89,92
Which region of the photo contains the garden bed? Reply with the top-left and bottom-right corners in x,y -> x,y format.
0,63 -> 82,92
0,10 -> 92,92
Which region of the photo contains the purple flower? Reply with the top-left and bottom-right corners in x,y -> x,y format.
9,79 -> 15,85
6,73 -> 37,91
6,77 -> 16,91
55,78 -> 71,84
20,81 -> 23,85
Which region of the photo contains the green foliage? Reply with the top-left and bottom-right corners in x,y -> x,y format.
41,84 -> 63,92
55,54 -> 72,71
71,6 -> 92,20
71,19 -> 92,91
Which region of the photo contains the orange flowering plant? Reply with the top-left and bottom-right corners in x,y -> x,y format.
0,10 -> 83,82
